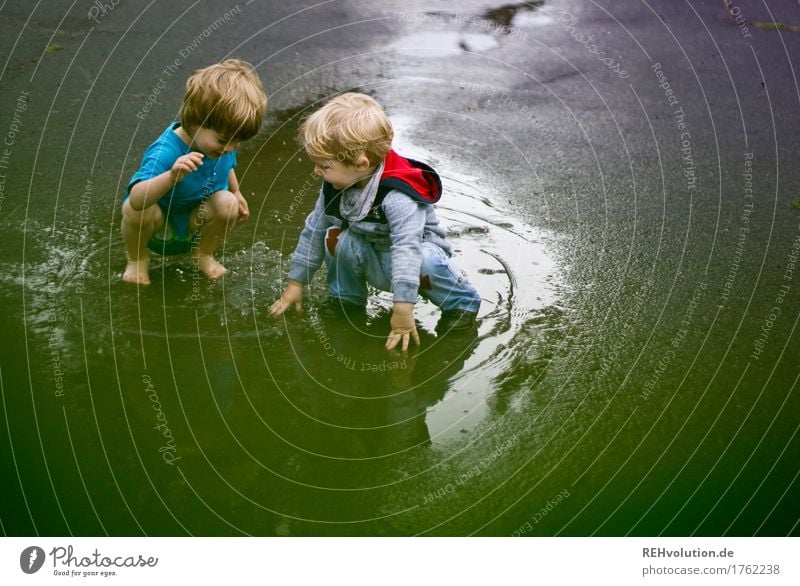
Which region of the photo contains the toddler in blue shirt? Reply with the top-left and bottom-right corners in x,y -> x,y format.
121,59 -> 267,285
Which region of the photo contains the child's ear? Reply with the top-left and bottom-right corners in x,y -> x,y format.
354,154 -> 372,171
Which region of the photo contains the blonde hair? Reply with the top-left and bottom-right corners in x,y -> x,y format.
298,92 -> 393,166
179,59 -> 267,141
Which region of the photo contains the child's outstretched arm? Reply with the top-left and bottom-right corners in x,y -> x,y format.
269,191 -> 329,317
128,151 -> 205,210
269,280 -> 304,315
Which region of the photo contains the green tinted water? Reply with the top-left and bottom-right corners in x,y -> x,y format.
1,106 -> 797,536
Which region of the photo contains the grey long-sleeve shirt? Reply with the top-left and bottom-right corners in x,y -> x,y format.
287,186 -> 452,303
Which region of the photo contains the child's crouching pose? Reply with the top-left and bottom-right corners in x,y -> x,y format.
270,93 -> 481,350
121,59 -> 267,285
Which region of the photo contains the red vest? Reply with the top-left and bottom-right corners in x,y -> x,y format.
322,150 -> 442,226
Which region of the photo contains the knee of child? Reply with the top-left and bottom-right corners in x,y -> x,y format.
419,244 -> 447,274
122,199 -> 161,227
212,190 -> 239,219
121,199 -> 139,220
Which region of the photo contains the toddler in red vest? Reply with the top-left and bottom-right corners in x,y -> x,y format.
269,93 -> 480,350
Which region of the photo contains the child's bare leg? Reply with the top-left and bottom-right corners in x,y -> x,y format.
121,200 -> 164,285
190,190 -> 239,279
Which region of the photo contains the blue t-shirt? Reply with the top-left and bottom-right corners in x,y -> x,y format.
125,122 -> 237,236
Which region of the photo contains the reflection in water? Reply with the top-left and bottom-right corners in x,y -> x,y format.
281,313 -> 480,458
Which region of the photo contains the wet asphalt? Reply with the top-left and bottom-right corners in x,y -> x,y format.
1,0 -> 799,536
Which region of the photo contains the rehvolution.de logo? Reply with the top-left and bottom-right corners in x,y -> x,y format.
20,546 -> 46,574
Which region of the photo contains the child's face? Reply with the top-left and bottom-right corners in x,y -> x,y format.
309,156 -> 372,190
191,127 -> 240,159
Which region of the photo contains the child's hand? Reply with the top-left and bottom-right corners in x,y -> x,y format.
170,152 -> 204,183
385,302 -> 420,352
269,281 -> 304,316
234,191 -> 249,225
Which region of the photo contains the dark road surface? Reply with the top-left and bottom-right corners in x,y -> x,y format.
0,0 -> 798,536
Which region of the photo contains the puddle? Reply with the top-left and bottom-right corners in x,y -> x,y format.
390,3 -> 549,57
481,1 -> 545,31
390,31 -> 499,58
1,102 -> 565,448
510,10 -> 557,27
2,100 -> 566,536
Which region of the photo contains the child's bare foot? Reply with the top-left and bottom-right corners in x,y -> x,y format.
122,259 -> 151,285
193,253 -> 228,279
